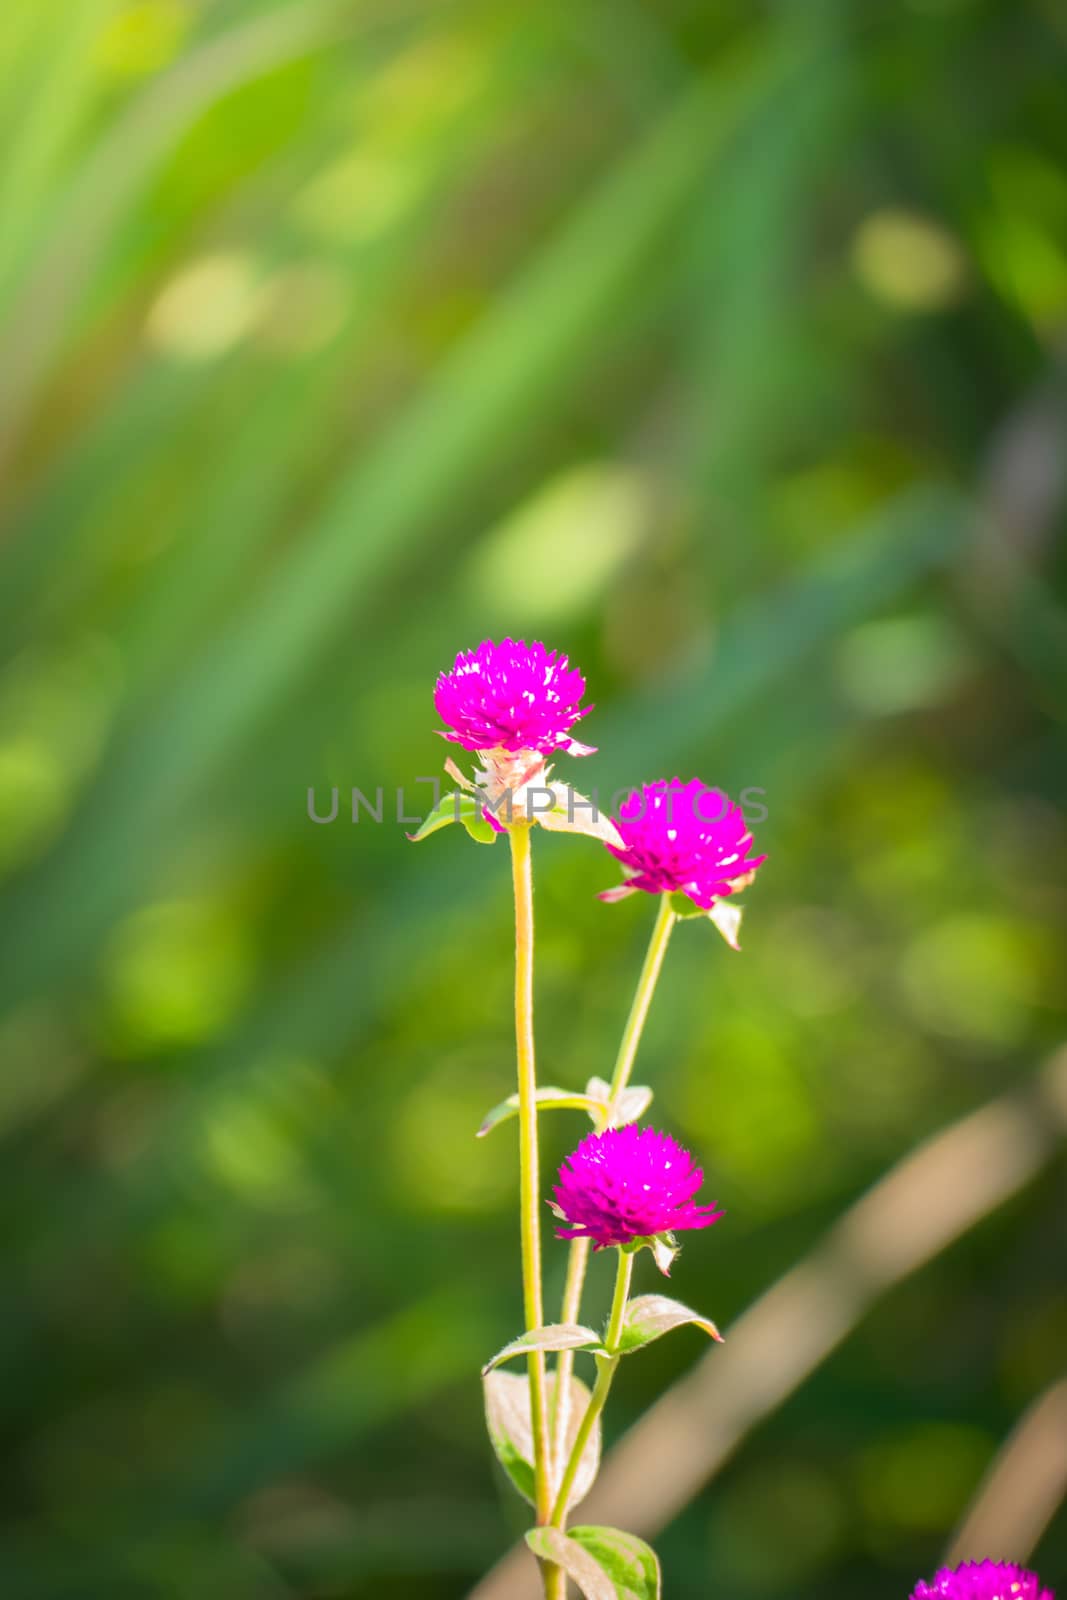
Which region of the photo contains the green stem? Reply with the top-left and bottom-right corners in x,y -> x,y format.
552,895 -> 676,1462
607,892 -> 677,1103
550,1249 -> 633,1527
508,823 -> 554,1588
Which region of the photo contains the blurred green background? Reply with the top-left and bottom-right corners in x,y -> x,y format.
1,0 -> 1065,1596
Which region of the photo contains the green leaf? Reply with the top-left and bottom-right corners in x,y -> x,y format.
617,1294 -> 723,1354
666,890 -> 706,920
405,791 -> 465,842
458,801 -> 499,844
482,1322 -> 607,1376
484,1372 -> 600,1508
407,791 -> 498,844
526,1525 -> 660,1599
476,1087 -> 606,1138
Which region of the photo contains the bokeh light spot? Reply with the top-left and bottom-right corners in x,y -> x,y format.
898,913 -> 1043,1046
103,899 -> 252,1052
469,464 -> 650,623
292,152 -> 420,244
836,614 -> 974,714
145,253 -> 265,361
852,209 -> 967,311
0,737 -> 68,872
858,1422 -> 993,1535
95,0 -> 188,77
391,1064 -> 518,1215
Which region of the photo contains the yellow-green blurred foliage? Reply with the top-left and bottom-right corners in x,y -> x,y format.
0,1 -> 1065,1597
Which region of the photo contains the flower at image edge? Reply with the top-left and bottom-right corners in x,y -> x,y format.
910,1562 -> 1055,1600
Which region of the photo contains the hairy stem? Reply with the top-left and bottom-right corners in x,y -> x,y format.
550,1249 -> 634,1527
552,895 -> 676,1463
508,823 -> 554,1593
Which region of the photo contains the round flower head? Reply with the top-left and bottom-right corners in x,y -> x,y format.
601,777 -> 765,911
434,637 -> 595,756
911,1563 -> 1053,1600
552,1125 -> 723,1251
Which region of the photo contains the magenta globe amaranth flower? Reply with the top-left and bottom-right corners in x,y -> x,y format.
434,637 -> 595,757
601,777 -> 765,913
910,1562 -> 1054,1600
552,1125 -> 723,1255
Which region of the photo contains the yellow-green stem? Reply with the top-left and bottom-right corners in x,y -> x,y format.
552,895 -> 676,1463
550,1249 -> 633,1527
508,823 -> 554,1593
607,893 -> 677,1102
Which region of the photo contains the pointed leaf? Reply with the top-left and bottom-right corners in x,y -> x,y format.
708,898 -> 743,948
569,1527 -> 661,1599
485,1372 -> 601,1509
406,791 -> 466,842
613,1085 -> 652,1127
458,801 -> 500,844
580,1078 -> 651,1130
407,790 -> 497,844
539,785 -> 624,848
443,756 -> 473,789
482,1322 -> 607,1376
650,1234 -> 678,1276
525,1529 -> 614,1600
617,1294 -> 723,1354
476,1087 -> 606,1138
525,1525 -> 660,1599
597,883 -> 638,904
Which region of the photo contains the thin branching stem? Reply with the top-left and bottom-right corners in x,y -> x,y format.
552,895 -> 676,1465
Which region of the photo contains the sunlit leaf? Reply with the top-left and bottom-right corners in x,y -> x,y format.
613,1085 -> 652,1127
617,1294 -> 723,1354
538,785 -> 624,847
484,1371 -> 600,1508
526,1524 -> 661,1599
708,899 -> 743,948
482,1323 -> 607,1376
580,1077 -> 650,1129
407,791 -> 496,844
477,1088 -> 607,1138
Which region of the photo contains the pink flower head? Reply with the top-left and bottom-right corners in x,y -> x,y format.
601,777 -> 764,911
434,638 -> 594,756
911,1563 -> 1054,1600
552,1125 -> 723,1251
